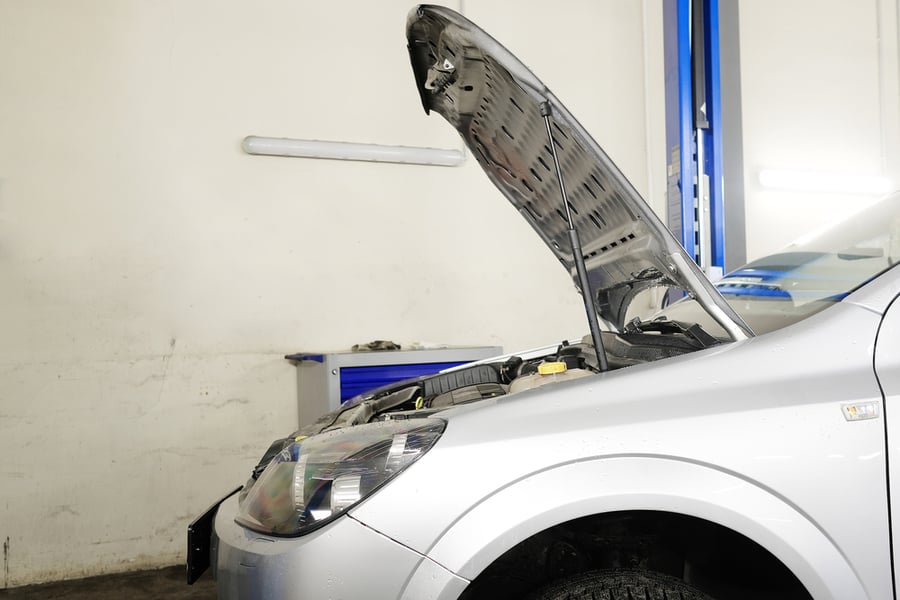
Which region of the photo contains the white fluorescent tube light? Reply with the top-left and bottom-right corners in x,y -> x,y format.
759,169 -> 892,195
242,136 -> 466,167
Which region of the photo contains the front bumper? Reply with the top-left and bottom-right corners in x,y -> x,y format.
212,494 -> 468,599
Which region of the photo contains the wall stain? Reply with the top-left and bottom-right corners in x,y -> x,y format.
156,338 -> 177,404
48,505 -> 80,518
195,396 -> 251,409
3,535 -> 9,590
211,397 -> 250,409
89,536 -> 142,546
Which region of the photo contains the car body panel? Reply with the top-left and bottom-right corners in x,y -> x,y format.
406,5 -> 752,340
349,285 -> 896,599
845,263 -> 900,314
876,290 -> 900,599
212,493 -> 437,599
210,272 -> 898,598
418,458 -> 867,599
399,555 -> 471,600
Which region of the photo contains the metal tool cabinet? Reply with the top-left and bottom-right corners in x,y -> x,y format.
287,346 -> 502,427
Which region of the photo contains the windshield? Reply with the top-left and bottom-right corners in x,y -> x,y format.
658,192 -> 900,335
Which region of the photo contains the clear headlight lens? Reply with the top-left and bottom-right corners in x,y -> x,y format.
235,419 -> 445,536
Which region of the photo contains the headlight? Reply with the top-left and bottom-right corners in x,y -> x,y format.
235,419 -> 445,536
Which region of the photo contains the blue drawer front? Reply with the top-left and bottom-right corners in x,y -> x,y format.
339,361 -> 471,401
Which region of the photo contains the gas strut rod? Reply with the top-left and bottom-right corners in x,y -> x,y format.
540,101 -> 609,372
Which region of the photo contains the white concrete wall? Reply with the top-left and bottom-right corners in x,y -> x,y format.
738,0 -> 900,260
0,0 -> 661,586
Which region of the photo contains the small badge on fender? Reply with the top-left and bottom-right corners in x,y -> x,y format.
841,401 -> 880,421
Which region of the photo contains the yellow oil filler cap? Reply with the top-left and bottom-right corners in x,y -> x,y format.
538,361 -> 567,375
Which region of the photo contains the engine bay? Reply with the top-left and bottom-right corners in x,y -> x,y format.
248,320 -> 719,480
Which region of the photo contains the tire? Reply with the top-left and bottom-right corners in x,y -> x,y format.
527,568 -> 715,600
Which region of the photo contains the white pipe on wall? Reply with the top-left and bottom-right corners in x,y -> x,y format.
242,136 -> 466,167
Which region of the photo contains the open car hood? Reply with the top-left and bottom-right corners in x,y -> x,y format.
407,5 -> 752,340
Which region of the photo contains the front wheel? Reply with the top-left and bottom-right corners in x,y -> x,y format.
528,568 -> 715,600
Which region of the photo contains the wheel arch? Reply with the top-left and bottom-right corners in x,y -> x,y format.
413,455 -> 865,599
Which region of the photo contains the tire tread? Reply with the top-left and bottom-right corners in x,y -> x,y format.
528,568 -> 713,600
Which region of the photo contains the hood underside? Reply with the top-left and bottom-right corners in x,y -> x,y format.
406,5 -> 751,340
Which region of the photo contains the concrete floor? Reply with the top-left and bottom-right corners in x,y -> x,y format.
0,566 -> 216,599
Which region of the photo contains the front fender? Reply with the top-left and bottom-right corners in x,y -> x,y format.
402,456 -> 866,600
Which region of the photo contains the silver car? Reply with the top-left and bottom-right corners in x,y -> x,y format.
188,5 -> 900,599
